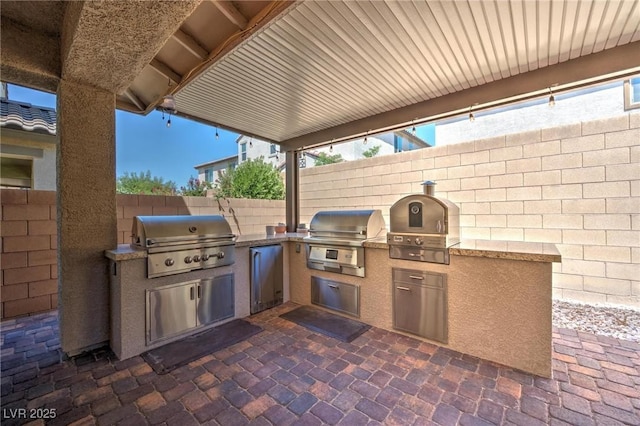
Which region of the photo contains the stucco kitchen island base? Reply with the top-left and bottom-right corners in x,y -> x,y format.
288,241 -> 559,378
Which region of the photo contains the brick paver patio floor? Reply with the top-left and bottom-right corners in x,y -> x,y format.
1,302 -> 639,425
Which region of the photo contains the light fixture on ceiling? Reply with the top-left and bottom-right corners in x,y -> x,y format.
468,105 -> 475,122
548,87 -> 556,107
159,78 -> 177,128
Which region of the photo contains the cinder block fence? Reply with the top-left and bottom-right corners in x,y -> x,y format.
0,192 -> 284,319
1,112 -> 638,319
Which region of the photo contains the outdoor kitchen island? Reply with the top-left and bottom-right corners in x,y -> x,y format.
288,237 -> 561,378
107,234 -> 560,378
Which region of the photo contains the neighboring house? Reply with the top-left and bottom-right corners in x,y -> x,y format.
196,130 -> 431,182
194,154 -> 237,185
0,94 -> 57,190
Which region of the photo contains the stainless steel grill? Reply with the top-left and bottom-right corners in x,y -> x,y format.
131,215 -> 236,278
387,182 -> 460,264
304,210 -> 386,277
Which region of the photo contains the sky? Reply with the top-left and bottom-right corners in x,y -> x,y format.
6,84 -> 239,187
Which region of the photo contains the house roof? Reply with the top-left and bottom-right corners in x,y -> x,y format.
0,98 -> 56,136
194,154 -> 237,170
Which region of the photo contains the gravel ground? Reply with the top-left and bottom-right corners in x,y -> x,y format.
553,299 -> 640,342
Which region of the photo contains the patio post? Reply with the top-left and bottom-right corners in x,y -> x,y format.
56,80 -> 117,356
285,150 -> 299,232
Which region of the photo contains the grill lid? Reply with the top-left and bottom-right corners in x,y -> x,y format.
306,210 -> 386,243
131,215 -> 234,249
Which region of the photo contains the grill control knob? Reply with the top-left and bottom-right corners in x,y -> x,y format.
184,256 -> 193,264
193,255 -> 201,262
415,237 -> 423,245
217,251 -> 225,259
165,258 -> 175,266
202,254 -> 210,261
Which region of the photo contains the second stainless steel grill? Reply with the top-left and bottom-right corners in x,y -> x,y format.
131,215 -> 236,278
304,210 -> 386,277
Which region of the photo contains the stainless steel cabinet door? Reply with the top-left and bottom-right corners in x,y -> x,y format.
393,271 -> 447,343
197,274 -> 235,325
147,282 -> 197,343
250,245 -> 283,314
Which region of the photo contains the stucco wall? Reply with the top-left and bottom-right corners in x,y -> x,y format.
300,112 -> 640,308
0,192 -> 285,319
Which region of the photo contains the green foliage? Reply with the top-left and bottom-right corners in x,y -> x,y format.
116,170 -> 177,195
362,145 -> 381,158
314,152 -> 344,166
180,177 -> 213,197
215,158 -> 284,200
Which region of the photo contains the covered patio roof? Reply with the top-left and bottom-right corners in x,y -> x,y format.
2,0 -> 639,151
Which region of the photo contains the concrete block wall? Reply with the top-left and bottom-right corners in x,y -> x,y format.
115,194 -> 285,244
1,190 -> 58,319
1,192 -> 285,319
300,112 -> 640,308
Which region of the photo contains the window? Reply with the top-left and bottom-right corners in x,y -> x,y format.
270,144 -> 277,155
241,143 -> 247,161
204,168 -> 213,183
624,77 -> 640,110
0,156 -> 32,188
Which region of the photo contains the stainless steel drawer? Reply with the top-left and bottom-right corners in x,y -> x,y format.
393,268 -> 444,288
311,276 -> 360,317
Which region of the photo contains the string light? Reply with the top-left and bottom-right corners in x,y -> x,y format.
364,131 -> 369,145
468,105 -> 475,122
411,119 -> 416,135
215,126 -> 219,140
249,138 -> 253,148
548,87 -> 556,107
166,117 -> 171,128
329,144 -> 333,153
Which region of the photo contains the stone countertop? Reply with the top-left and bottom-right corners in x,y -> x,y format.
105,245 -> 147,261
106,235 -> 560,263
105,233 -> 309,261
449,239 -> 561,262
235,233 -> 307,247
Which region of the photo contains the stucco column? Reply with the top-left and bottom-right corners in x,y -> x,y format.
57,80 -> 116,356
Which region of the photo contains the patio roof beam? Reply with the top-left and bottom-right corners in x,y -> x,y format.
209,0 -> 248,30
60,1 -> 200,95
278,42 -> 640,151
0,16 -> 60,93
123,88 -> 146,111
149,59 -> 182,86
172,29 -> 208,61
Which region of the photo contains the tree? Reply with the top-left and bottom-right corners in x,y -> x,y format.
314,152 -> 344,166
362,145 -> 381,158
180,177 -> 213,196
116,170 -> 177,195
215,158 -> 284,200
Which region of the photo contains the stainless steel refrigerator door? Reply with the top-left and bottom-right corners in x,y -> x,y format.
250,245 -> 283,314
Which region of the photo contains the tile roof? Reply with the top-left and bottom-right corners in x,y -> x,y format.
0,98 -> 56,135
